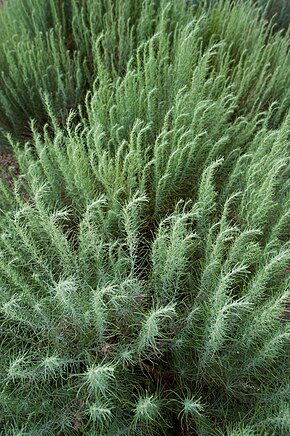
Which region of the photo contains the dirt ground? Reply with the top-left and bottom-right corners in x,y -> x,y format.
0,151 -> 19,188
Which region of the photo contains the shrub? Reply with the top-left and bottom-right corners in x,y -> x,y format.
0,0 -> 289,434
195,0 -> 290,33
0,0 -> 289,147
0,0 -> 195,146
256,0 -> 290,32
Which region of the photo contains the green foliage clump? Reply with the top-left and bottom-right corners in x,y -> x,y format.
196,0 -> 290,33
257,0 -> 290,31
0,0 -> 289,434
0,0 -> 198,146
0,0 -> 290,148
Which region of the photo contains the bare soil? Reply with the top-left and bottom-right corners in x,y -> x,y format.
0,151 -> 19,188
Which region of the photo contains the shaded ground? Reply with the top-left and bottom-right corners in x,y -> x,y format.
0,151 -> 19,188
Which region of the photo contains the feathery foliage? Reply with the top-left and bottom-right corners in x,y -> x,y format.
0,0 -> 289,434
0,0 -> 289,147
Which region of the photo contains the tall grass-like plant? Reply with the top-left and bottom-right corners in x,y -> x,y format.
0,0 -> 289,434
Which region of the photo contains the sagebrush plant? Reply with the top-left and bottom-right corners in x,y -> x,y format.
254,0 -> 290,31
0,0 -> 289,434
196,0 -> 290,32
0,0 -> 289,147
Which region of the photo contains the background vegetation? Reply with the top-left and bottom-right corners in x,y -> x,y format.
0,0 -> 289,434
0,0 -> 289,148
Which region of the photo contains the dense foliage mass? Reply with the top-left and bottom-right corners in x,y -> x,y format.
0,0 -> 289,147
196,0 -> 290,32
0,0 -> 289,434
257,0 -> 290,30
